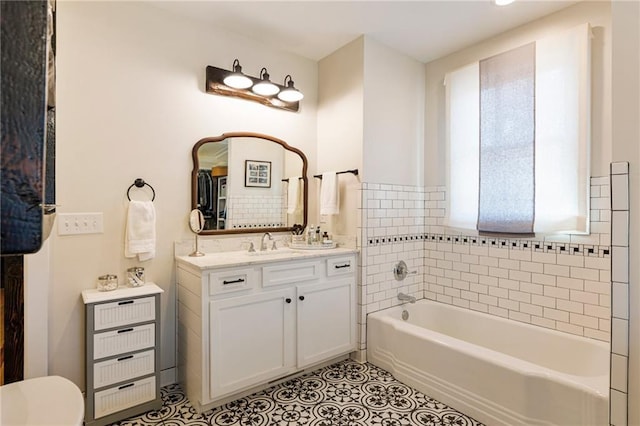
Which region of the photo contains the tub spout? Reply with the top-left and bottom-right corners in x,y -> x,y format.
398,292 -> 416,303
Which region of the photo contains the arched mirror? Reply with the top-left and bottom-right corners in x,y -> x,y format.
191,132 -> 308,235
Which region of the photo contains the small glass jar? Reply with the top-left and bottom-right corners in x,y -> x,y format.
127,267 -> 145,287
291,235 -> 305,246
97,274 -> 118,292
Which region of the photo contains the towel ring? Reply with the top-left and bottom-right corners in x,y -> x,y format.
127,178 -> 156,201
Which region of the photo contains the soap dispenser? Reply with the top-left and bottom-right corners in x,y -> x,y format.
307,224 -> 315,244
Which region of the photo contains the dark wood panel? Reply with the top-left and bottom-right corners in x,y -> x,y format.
1,256 -> 24,384
1,0 -> 48,255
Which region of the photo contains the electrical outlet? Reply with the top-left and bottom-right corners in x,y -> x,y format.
58,213 -> 104,235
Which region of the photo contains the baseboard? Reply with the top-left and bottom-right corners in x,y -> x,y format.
160,367 -> 177,387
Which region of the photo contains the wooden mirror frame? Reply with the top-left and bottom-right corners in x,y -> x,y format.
191,132 -> 308,235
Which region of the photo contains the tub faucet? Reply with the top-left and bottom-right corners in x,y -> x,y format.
398,292 -> 416,304
260,232 -> 273,251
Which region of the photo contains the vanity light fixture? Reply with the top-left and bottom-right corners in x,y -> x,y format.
205,63 -> 302,112
277,75 -> 304,102
222,59 -> 253,89
252,68 -> 280,96
494,0 -> 515,5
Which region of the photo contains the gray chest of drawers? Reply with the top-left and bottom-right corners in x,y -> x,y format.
82,283 -> 163,425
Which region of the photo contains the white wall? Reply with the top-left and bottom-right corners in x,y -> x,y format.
317,36 -> 425,238
363,37 -> 425,187
612,1 -> 639,423
23,240 -> 50,378
424,1 -> 612,186
317,37 -> 364,237
54,1 -> 317,390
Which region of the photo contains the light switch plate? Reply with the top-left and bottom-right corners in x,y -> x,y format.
58,212 -> 104,235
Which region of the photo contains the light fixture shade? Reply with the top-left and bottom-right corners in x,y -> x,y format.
277,75 -> 304,102
252,68 -> 280,96
224,73 -> 253,89
223,59 -> 253,89
494,0 -> 515,5
252,82 -> 279,96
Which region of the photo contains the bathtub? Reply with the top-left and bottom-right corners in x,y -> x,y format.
367,300 -> 609,426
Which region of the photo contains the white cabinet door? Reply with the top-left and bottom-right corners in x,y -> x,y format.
209,288 -> 296,399
296,277 -> 356,368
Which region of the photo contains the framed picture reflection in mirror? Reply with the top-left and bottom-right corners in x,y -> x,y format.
245,160 -> 271,188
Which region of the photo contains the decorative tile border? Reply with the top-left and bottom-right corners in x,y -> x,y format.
366,232 -> 610,258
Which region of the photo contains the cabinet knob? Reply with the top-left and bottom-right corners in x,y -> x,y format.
299,296 -> 305,301
285,298 -> 292,303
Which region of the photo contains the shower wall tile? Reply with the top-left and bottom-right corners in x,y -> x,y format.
611,211 -> 629,247
611,247 -> 629,282
612,282 -> 629,320
611,174 -> 629,211
611,353 -> 628,393
422,176 -> 611,342
358,175 -> 614,360
608,162 -> 630,426
358,182 -> 426,357
611,389 -> 628,426
611,162 -> 629,175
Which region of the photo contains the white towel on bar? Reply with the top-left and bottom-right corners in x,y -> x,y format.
125,200 -> 156,261
320,172 -> 339,215
287,176 -> 302,214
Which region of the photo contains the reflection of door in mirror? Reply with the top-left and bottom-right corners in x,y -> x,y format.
196,140 -> 228,230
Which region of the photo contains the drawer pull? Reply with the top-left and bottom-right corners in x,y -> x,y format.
118,383 -> 135,390
117,328 -> 134,334
334,263 -> 351,269
117,355 -> 134,362
118,300 -> 134,305
223,278 -> 245,285
299,296 -> 305,301
285,298 -> 292,303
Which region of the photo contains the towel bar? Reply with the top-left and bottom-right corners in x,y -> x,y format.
313,169 -> 359,179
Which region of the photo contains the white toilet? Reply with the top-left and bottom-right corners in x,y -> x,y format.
0,375 -> 84,425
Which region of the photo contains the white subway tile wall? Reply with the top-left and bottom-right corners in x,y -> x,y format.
610,162 -> 629,426
358,177 -> 612,357
226,194 -> 286,229
358,183 -> 426,353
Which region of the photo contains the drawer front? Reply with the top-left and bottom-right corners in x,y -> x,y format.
94,324 -> 155,360
209,268 -> 256,295
327,256 -> 355,277
262,261 -> 321,287
94,296 -> 155,331
94,376 -> 156,419
93,349 -> 155,389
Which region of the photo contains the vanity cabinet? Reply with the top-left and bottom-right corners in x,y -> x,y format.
209,287 -> 296,397
82,284 -> 163,426
176,249 -> 357,412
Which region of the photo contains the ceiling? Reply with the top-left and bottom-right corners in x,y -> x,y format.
152,0 -> 578,63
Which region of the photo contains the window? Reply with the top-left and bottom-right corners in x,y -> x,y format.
445,23 -> 591,234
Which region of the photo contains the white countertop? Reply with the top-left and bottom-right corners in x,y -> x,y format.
82,282 -> 164,304
176,247 -> 358,270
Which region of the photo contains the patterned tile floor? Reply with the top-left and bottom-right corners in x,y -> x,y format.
110,359 -> 484,426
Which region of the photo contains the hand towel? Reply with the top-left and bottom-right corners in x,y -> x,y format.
320,172 -> 339,215
287,177 -> 301,214
125,200 -> 156,261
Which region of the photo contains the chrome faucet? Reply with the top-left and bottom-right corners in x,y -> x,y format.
397,292 -> 416,304
260,232 -> 273,251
